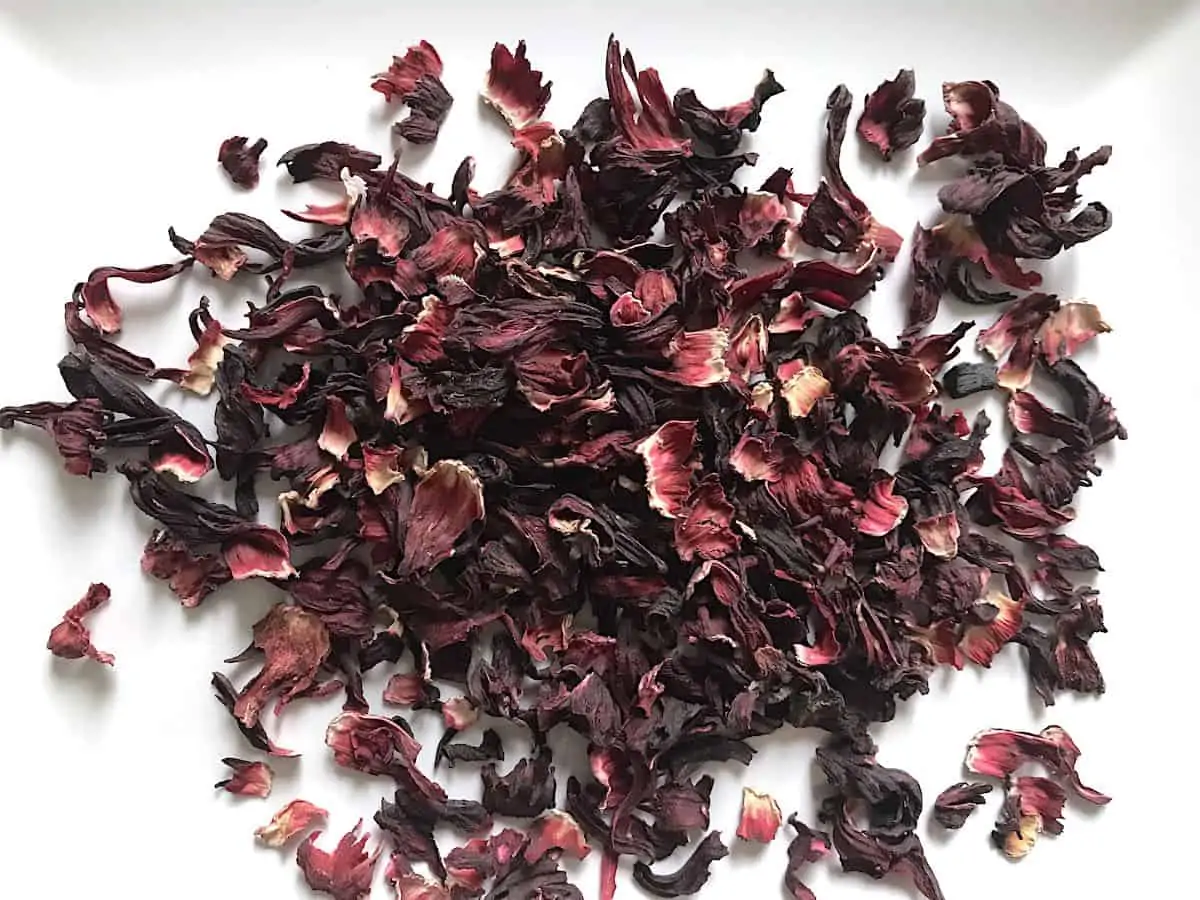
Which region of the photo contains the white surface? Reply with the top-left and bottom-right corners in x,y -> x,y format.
0,1 -> 1194,897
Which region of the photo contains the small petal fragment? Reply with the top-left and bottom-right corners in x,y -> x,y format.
737,788 -> 783,842
256,799 -> 329,847
215,758 -> 273,798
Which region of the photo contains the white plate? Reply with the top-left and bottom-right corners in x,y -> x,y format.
0,1 -> 1193,897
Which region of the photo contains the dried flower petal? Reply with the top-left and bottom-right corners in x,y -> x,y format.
932,782 -> 992,829
218,136 -> 268,189
215,758 -> 273,798
47,582 -> 114,666
737,787 -> 783,842
255,800 -> 329,847
296,820 -> 379,900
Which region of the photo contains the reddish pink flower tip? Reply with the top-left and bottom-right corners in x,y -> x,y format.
737,787 -> 783,842
296,820 -> 379,900
215,757 -> 274,798
255,799 -> 329,847
47,582 -> 114,666
372,41 -> 444,103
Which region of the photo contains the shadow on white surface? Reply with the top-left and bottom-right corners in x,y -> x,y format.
49,653 -> 117,704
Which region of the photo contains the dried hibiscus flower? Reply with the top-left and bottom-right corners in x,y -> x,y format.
296,820 -> 379,900
218,136 -> 268,189
783,817 -> 831,900
6,35 -> 1126,900
47,582 -> 114,666
857,69 -> 925,160
992,775 -> 1067,859
966,726 -> 1110,805
932,782 -> 992,829
633,831 -> 729,898
215,758 -> 273,798
373,41 -> 453,144
256,799 -> 329,847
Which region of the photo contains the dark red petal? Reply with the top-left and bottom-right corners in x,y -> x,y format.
77,260 -> 192,335
777,359 -> 832,418
673,475 -> 741,561
372,41 -> 444,102
482,41 -> 552,131
660,328 -> 731,387
401,460 -> 485,574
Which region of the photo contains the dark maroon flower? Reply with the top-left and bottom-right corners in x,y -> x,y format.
75,259 -> 193,335
296,820 -> 379,900
783,816 -> 831,900
919,80 -> 1047,168
817,742 -> 943,900
673,69 -> 784,155
372,41 -> 453,144
218,136 -> 268,189
255,799 -> 328,847
632,831 -> 728,898
326,710 -> 422,779
481,749 -> 557,818
212,673 -> 296,758
605,35 -> 689,153
276,141 -> 381,183
482,41 -> 552,131
121,462 -> 294,579
47,582 -> 114,666
673,475 -> 740,561
0,399 -> 109,476
737,787 -> 783,842
7,39 -> 1126,900
857,69 -> 925,160
400,459 -> 485,575
932,781 -> 992,829
215,758 -> 273,798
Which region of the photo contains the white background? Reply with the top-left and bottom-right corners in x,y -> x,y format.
0,1 -> 1194,897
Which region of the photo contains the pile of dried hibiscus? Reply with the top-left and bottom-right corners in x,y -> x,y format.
4,36 -> 1121,900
